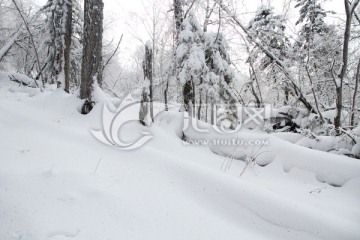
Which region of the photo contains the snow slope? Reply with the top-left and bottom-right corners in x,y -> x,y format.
1,75 -> 360,240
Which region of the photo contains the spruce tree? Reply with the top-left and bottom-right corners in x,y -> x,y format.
247,6 -> 291,105
176,12 -> 206,114
41,0 -> 73,89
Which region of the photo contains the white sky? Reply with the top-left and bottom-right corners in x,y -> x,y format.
34,0 -> 346,65
104,0 -> 345,65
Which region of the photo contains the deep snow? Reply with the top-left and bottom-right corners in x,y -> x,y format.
1,73 -> 360,240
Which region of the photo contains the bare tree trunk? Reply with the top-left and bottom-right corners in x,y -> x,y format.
139,62 -> 149,125
197,77 -> 203,120
250,81 -> 261,108
248,63 -> 262,108
203,0 -> 216,32
146,43 -> 154,122
139,43 -> 153,124
205,93 -> 208,123
172,0 -> 184,111
164,76 -> 169,111
202,0 -> 215,122
211,101 -> 215,125
333,0 -> 360,133
174,0 -> 183,41
80,0 -> 104,114
350,59 -> 360,126
64,0 -> 72,93
183,78 -> 195,113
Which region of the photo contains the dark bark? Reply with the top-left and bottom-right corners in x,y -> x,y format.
139,83 -> 149,126
147,45 -> 154,122
174,0 -> 183,41
139,43 -> 153,124
210,101 -> 215,125
64,0 -> 72,93
197,76 -> 203,120
164,76 -> 169,111
183,79 -> 195,113
80,0 -> 104,112
102,34 -> 123,72
248,65 -> 262,108
168,0 -> 183,112
205,93 -> 208,123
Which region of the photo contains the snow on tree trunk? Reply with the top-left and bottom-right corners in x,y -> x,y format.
139,79 -> 149,126
41,0 -> 75,87
139,42 -> 154,125
174,0 -> 183,42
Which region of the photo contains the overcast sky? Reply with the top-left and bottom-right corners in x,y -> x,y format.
34,0 -> 346,65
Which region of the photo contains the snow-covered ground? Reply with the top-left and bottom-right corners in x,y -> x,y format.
1,73 -> 360,240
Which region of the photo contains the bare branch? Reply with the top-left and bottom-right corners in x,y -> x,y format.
216,0 -> 316,113
184,0 -> 196,19
102,34 -> 123,72
11,0 -> 43,89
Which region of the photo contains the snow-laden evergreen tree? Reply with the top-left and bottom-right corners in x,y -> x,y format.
295,0 -> 328,39
176,11 -> 206,114
203,32 -> 238,129
41,0 -> 73,90
294,0 -> 341,108
247,6 -> 291,106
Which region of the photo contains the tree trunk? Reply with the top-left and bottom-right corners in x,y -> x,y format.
198,91 -> 202,120
80,0 -> 104,114
183,79 -> 195,113
211,101 -> 215,125
173,0 -> 183,112
164,76 -> 169,111
174,0 -> 183,41
333,0 -> 360,133
350,59 -> 360,126
64,0 -> 72,93
145,43 -> 154,122
139,43 -> 153,124
139,81 -> 149,126
205,93 -> 208,123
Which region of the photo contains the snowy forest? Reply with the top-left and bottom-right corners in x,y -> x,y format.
1,0 -> 360,239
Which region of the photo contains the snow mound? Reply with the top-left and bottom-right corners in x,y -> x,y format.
1,85 -> 360,240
